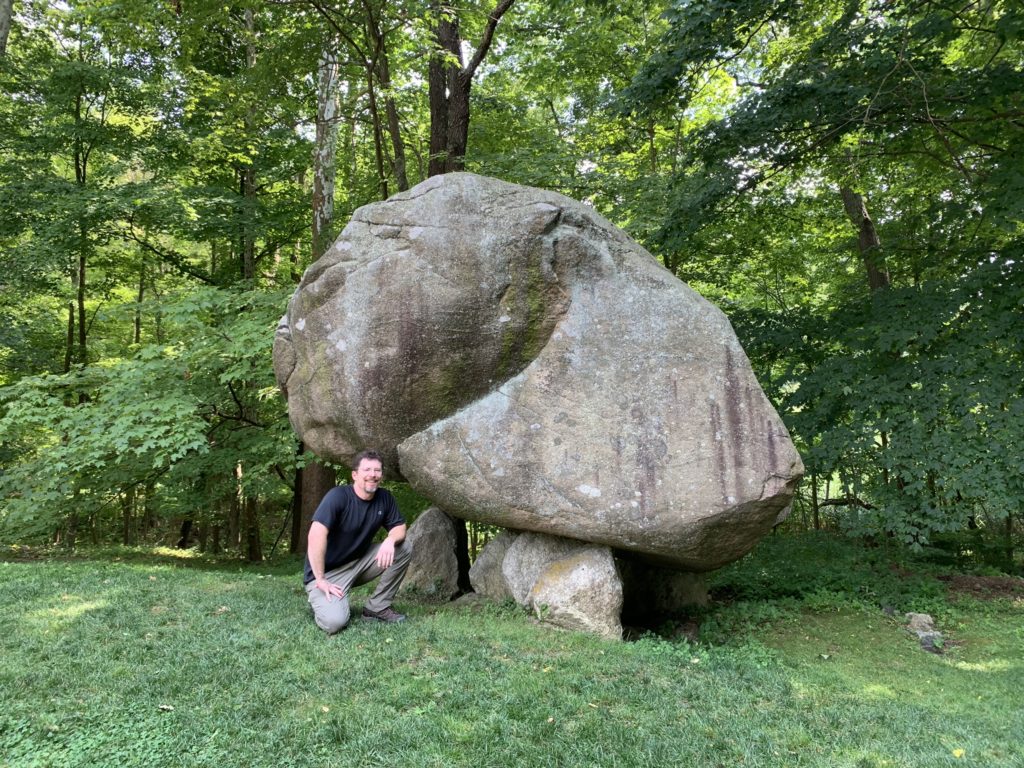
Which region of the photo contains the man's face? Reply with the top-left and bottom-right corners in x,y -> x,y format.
352,458 -> 383,499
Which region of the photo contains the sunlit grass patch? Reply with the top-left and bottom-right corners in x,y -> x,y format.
26,596 -> 110,625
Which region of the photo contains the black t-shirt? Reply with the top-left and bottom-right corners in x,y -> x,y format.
302,485 -> 405,584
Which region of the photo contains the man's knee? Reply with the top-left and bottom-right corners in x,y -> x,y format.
317,612 -> 349,635
314,602 -> 350,634
308,590 -> 351,634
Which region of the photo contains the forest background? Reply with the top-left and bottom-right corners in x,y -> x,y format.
0,0 -> 1021,570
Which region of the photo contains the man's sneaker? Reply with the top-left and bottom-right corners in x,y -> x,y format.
361,606 -> 406,624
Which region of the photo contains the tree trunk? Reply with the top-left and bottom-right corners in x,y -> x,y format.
290,43 -> 344,556
298,454 -> 335,555
841,187 -> 890,290
176,519 -> 193,549
647,119 -> 658,172
1005,514 -> 1015,569
227,493 -> 240,550
240,7 -> 257,281
427,6 -> 458,176
428,9 -> 460,177
312,46 -> 339,258
365,9 -> 408,191
454,517 -> 472,593
142,479 -> 156,531
134,256 -> 145,344
0,0 -> 13,57
427,1 -> 514,176
343,86 -> 357,190
244,496 -> 262,562
76,249 -> 87,365
365,72 -> 389,199
64,301 -> 74,373
240,166 -> 257,280
62,489 -> 81,549
121,487 -> 136,545
811,471 -> 820,530
446,70 -> 471,172
72,84 -> 90,370
383,88 -> 408,190
841,187 -> 893,499
289,456 -> 303,554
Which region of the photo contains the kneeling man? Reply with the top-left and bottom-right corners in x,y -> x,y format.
304,449 -> 412,632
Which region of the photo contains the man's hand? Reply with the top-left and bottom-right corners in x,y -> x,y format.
375,538 -> 396,569
315,578 -> 345,602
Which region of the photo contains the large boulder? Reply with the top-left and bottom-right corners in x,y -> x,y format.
275,172 -> 803,572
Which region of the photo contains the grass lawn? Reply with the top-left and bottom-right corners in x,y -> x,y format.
1,537 -> 1021,768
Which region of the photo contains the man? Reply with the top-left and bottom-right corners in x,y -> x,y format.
303,449 -> 412,633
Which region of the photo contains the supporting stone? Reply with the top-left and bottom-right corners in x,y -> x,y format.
468,529 -> 518,600
528,547 -> 623,639
401,507 -> 459,599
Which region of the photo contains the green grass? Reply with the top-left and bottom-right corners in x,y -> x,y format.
1,537 -> 1021,768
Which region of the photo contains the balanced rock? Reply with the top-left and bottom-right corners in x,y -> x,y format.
274,172 -> 803,572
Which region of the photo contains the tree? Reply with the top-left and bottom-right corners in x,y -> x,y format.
428,0 -> 515,175
298,0 -> 419,197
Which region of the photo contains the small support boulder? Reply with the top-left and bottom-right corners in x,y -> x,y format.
528,547 -> 623,640
469,530 -> 518,600
401,507 -> 459,599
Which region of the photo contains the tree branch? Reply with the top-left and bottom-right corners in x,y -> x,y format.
122,217 -> 216,285
464,0 -> 515,80
819,496 -> 876,510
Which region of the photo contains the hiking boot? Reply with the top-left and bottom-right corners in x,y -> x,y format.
361,605 -> 406,624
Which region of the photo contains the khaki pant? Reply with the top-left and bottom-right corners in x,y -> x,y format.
305,540 -> 412,634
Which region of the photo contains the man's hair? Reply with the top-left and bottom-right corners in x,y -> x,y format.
351,449 -> 383,471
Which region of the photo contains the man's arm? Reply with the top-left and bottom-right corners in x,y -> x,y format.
374,524 -> 407,569
308,521 -> 345,601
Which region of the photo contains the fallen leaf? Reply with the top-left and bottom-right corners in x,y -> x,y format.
952,749 -> 965,759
